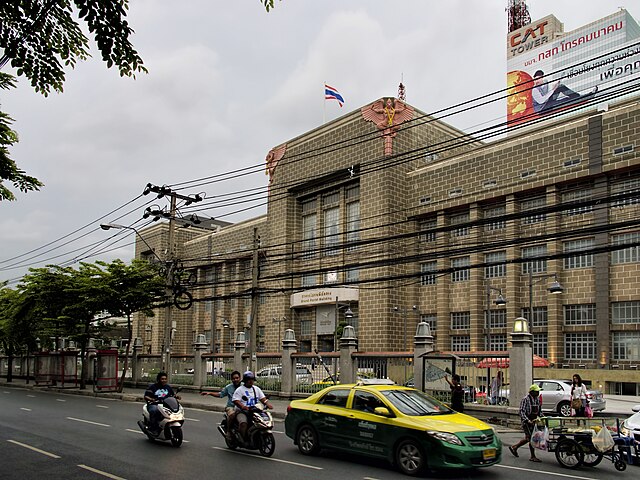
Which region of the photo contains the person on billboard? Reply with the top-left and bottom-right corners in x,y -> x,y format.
531,70 -> 597,114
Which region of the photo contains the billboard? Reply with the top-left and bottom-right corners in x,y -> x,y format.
507,10 -> 640,126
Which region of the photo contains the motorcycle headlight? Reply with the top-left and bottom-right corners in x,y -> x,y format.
427,430 -> 463,446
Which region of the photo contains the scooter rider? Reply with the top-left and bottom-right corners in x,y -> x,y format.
201,370 -> 242,438
232,371 -> 273,442
144,372 -> 180,434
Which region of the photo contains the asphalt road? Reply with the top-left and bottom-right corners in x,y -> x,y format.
1,386 -> 638,480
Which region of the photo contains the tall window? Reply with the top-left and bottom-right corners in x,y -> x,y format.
522,245 -> 547,274
487,310 -> 507,328
346,267 -> 359,283
562,185 -> 593,216
564,333 -> 596,360
483,204 -> 506,231
612,332 -> 640,360
564,304 -> 596,326
533,333 -> 548,358
450,212 -> 470,237
300,320 -> 312,336
520,196 -> 546,224
301,273 -> 316,287
485,251 -> 506,278
612,301 -> 640,324
487,334 -> 507,351
346,200 -> 360,250
611,232 -> 640,264
451,256 -> 470,282
520,306 -> 548,327
564,238 -> 594,269
302,211 -> 317,259
451,336 -> 471,352
324,206 -> 340,256
418,218 -> 437,243
451,312 -> 470,330
420,261 -> 437,286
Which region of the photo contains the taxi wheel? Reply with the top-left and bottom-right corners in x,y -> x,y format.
395,439 -> 425,476
296,425 -> 320,455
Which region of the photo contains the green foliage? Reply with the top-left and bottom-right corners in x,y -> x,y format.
0,1 -> 145,202
261,0 -> 280,12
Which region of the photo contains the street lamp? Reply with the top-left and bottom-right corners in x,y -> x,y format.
485,282 -> 507,350
334,297 -> 354,351
99,223 -> 162,262
527,271 -> 564,325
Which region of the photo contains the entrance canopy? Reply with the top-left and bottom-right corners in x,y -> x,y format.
476,354 -> 550,369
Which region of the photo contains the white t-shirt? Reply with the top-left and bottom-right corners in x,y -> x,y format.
232,384 -> 266,409
571,383 -> 587,400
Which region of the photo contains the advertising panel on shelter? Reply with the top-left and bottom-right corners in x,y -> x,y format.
507,9 -> 640,126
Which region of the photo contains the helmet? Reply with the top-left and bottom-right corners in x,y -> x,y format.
243,371 -> 255,382
529,384 -> 541,392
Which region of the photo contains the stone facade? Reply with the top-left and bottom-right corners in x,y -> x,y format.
132,97 -> 640,386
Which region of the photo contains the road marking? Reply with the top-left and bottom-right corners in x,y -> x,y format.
78,464 -> 126,480
7,440 -> 61,458
96,405 -> 109,409
20,408 -> 32,411
67,417 -> 110,427
27,394 -> 36,398
126,428 -> 144,435
3,391 -> 9,394
212,446 -> 322,469
495,464 -> 598,480
363,477 -> 382,480
56,399 -> 66,402
185,417 -> 200,421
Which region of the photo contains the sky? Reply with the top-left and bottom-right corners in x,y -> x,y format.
0,0 -> 635,285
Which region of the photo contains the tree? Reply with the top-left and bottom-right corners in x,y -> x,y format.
261,0 -> 281,12
96,259 -> 165,391
0,1 -> 146,201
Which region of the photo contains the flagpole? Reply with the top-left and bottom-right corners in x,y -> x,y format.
323,81 -> 326,124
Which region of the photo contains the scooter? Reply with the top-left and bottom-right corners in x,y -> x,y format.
137,390 -> 184,447
217,402 -> 275,457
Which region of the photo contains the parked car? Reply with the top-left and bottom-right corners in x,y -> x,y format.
619,405 -> 640,442
535,379 -> 606,416
284,382 -> 502,475
256,364 -> 313,385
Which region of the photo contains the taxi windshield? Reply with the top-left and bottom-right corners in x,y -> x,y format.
381,389 -> 453,416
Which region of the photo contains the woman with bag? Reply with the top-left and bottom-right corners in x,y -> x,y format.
571,374 -> 588,418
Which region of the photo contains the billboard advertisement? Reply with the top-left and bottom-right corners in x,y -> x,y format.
507,10 -> 640,126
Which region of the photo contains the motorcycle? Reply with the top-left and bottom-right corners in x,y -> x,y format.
217,402 -> 275,457
137,389 -> 184,447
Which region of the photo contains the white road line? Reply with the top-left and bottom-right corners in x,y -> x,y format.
78,464 -> 127,480
185,417 -> 200,421
212,446 -> 323,469
495,464 -> 599,480
27,394 -> 36,398
20,408 -> 32,411
363,477 -> 382,480
96,405 -> 109,409
7,440 -> 61,459
67,417 -> 110,427
56,399 -> 66,402
125,428 -> 144,435
3,391 -> 9,394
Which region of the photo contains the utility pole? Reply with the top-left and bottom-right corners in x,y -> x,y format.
248,227 -> 260,373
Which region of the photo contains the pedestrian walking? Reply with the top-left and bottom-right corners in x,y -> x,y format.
508,384 -> 542,462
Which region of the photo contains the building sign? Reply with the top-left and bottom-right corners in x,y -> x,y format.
507,10 -> 640,126
290,287 -> 359,308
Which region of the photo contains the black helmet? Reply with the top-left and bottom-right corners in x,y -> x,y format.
243,371 -> 255,382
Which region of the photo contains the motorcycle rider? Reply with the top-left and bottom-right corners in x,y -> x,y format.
201,370 -> 242,439
144,371 -> 180,434
232,371 -> 273,443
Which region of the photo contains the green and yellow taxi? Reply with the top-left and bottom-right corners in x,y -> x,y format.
284,381 -> 501,476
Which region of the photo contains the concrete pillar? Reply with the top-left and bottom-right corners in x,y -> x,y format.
193,334 -> 208,389
132,338 -> 143,385
280,329 -> 297,396
413,322 -> 434,392
509,318 -> 533,408
234,332 -> 247,374
339,326 -> 358,384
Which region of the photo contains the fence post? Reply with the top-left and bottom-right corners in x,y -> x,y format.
193,334 -> 208,389
339,326 -> 358,384
280,329 -> 297,396
414,322 -> 434,392
509,318 -> 533,408
132,338 -> 143,385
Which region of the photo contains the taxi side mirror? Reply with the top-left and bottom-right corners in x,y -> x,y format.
374,407 -> 394,417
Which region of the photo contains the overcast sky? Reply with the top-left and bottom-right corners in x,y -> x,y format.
0,0 -> 635,285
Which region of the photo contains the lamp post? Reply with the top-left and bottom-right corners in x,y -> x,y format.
527,271 -> 564,325
393,305 -> 418,383
273,316 -> 285,350
334,297 -> 354,351
485,282 -> 507,350
100,221 -> 175,378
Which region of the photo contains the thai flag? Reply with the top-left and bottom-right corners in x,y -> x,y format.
325,84 -> 344,107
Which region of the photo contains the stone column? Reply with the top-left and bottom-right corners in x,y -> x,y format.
132,338 -> 143,385
509,318 -> 533,408
280,329 -> 297,396
413,322 -> 434,392
339,326 -> 358,384
234,332 -> 247,374
193,334 -> 208,389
